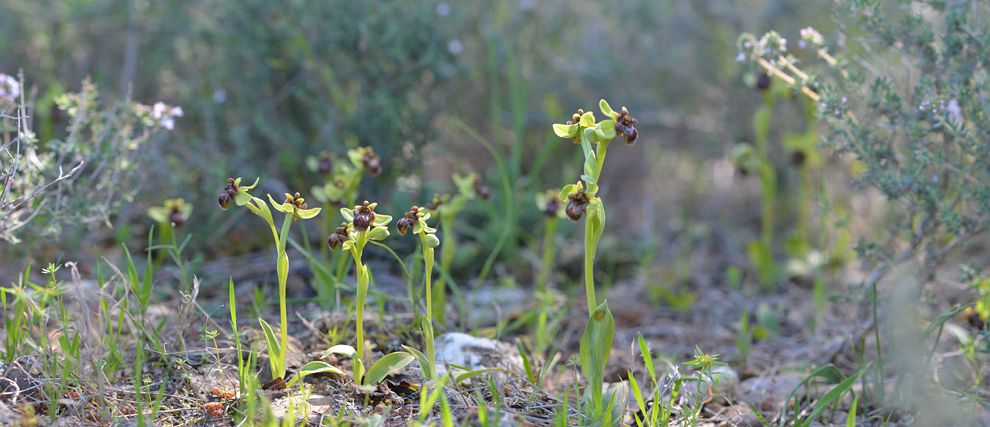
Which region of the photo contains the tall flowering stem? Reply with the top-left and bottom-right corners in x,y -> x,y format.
219,179 -> 321,380
330,201 -> 392,384
397,206 -> 440,380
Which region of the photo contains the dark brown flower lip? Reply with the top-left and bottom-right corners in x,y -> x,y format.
543,198 -> 560,218
397,206 -> 423,235
565,190 -> 590,222
362,147 -> 382,176
352,201 -> 377,232
614,109 -> 639,145
218,178 -> 238,210
328,222 -> 350,250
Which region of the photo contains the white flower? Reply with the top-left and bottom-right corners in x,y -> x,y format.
152,101 -> 168,119
0,73 -> 19,101
799,27 -> 824,48
171,106 -> 184,117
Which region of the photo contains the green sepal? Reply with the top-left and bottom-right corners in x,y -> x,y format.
422,233 -> 440,248
412,220 -> 426,235
368,226 -> 390,241
347,148 -> 364,168
452,173 -> 476,196
595,120 -> 617,140
340,207 -> 354,222
373,213 -> 392,227
553,123 -> 579,139
233,177 -> 259,207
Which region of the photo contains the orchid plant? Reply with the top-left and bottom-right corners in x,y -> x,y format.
553,99 -> 638,422
218,178 -> 321,382
325,201 -> 414,387
396,206 -> 441,381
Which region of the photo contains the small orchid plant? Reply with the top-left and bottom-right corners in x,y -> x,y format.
553,99 -> 638,421
325,201 -> 414,387
218,178 -> 321,382
396,206 -> 441,381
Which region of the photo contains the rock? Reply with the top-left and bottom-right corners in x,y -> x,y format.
432,333 -> 525,379
711,365 -> 740,399
737,372 -> 807,410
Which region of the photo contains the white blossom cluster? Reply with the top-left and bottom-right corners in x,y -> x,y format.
0,73 -> 20,103
134,101 -> 183,130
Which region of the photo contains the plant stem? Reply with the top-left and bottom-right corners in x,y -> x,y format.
584,216 -> 596,318
351,232 -> 368,383
277,213 -> 293,379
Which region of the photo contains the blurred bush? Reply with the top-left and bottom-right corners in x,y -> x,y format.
0,0 -> 838,285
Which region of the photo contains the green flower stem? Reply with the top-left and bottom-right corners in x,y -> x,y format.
276,213 -> 294,378
349,231 -> 369,384
536,216 -> 557,293
420,236 -> 435,324
419,234 -> 437,380
595,141 -> 608,181
584,217 -> 598,318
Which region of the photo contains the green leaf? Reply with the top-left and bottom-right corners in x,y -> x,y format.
627,372 -> 647,427
323,344 -> 359,360
846,395 -> 859,427
455,368 -> 499,385
637,333 -> 655,379
797,365 -> 867,427
364,351 -> 415,385
403,345 -> 434,380
287,361 -> 345,388
553,123 -> 579,138
580,301 -> 615,415
258,318 -> 283,379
